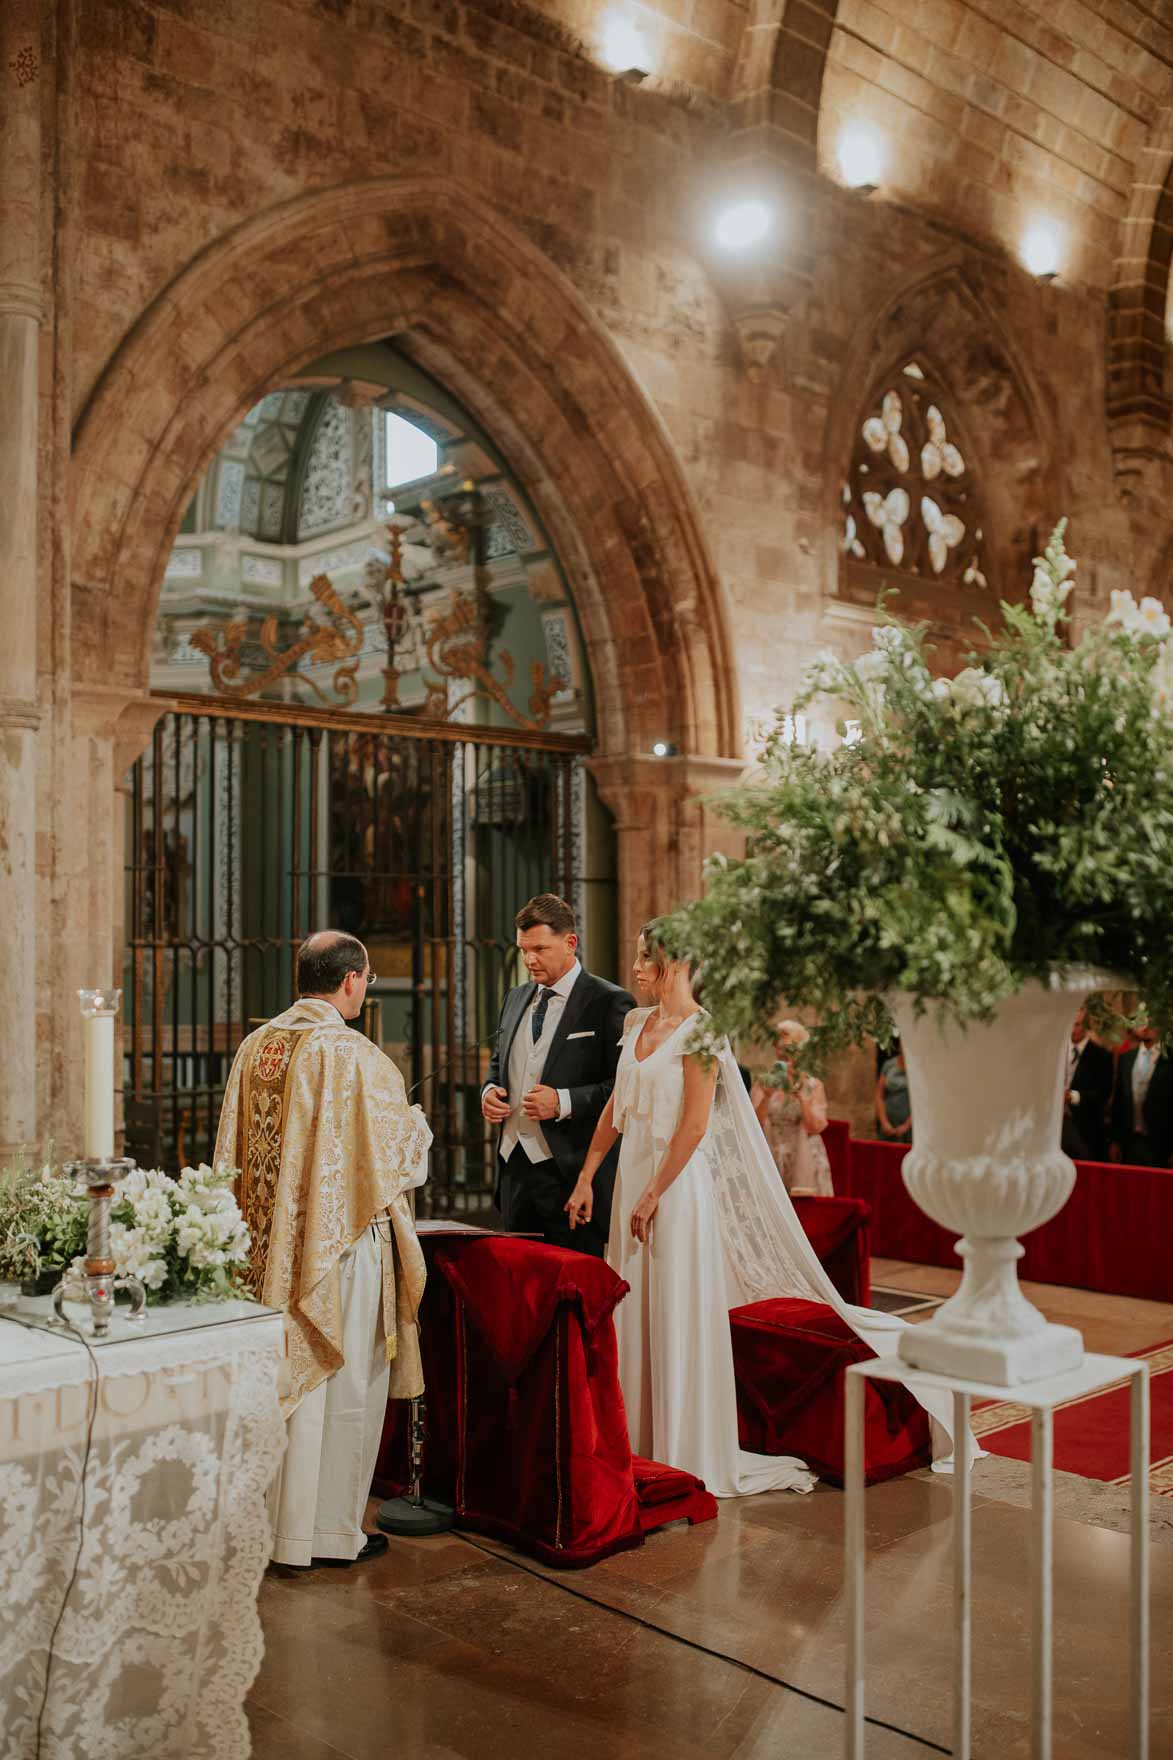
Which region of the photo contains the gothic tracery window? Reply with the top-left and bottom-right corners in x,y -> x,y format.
840,360 -> 988,605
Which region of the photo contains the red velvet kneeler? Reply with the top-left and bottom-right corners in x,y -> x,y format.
439,1238 -> 643,1567
373,1234 -> 717,1563
792,1194 -> 872,1306
730,1298 -> 931,1487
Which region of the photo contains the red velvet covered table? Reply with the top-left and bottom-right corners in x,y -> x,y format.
373,1230 -> 716,1567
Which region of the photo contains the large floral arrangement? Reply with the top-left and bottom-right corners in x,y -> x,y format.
0,1160 -> 251,1303
660,523 -> 1173,1067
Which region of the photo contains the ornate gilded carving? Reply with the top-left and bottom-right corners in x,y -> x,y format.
190,572 -> 363,705
419,589 -> 564,731
188,502 -> 565,727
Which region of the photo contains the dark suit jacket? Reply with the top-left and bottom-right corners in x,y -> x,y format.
485,967 -> 635,1205
1110,1048 -> 1173,1168
1061,1039 -> 1113,1162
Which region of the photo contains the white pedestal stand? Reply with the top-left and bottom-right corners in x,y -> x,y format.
844,1354 -> 1150,1760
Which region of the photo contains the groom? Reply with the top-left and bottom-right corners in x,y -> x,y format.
482,893 -> 634,1257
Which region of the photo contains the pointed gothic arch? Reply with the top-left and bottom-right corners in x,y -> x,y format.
70,178 -> 738,765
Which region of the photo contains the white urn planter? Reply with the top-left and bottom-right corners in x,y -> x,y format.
889,972 -> 1116,1387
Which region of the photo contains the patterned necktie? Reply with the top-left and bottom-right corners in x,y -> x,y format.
531,987 -> 556,1044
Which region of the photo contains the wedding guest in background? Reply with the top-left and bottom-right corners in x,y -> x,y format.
1110,1018 -> 1173,1168
751,1019 -> 834,1194
876,1043 -> 912,1144
1061,1007 -> 1113,1162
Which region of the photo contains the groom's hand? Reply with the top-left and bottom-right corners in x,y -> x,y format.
481,1085 -> 511,1123
522,1084 -> 560,1121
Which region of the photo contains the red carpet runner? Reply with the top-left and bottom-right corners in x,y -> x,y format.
972,1341 -> 1173,1495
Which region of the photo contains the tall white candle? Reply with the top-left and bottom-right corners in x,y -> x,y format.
79,990 -> 120,1161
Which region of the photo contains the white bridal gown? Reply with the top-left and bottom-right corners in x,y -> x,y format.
607,1011 -> 817,1498
606,1009 -> 974,1498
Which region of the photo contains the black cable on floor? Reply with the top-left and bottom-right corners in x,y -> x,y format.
1,1312 -> 102,1760
456,1532 -> 951,1757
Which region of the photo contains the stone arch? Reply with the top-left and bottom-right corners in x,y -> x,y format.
729,0 -> 840,173
823,257 -> 1060,625
70,178 -> 737,762
1108,113 -> 1173,443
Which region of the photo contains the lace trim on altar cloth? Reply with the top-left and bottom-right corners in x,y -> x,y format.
0,1336 -> 286,1760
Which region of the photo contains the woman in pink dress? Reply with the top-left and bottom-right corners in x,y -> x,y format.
750,1019 -> 834,1194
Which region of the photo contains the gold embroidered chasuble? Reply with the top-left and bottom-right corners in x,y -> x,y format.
213,997 -> 431,1417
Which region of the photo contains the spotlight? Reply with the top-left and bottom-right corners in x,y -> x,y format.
1021,220 -> 1063,281
600,15 -> 651,81
837,124 -> 884,193
714,200 -> 772,252
651,740 -> 678,758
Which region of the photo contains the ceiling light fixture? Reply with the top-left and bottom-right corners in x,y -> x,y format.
836,124 -> 884,194
600,15 -> 651,82
714,199 -> 772,252
1021,220 -> 1063,281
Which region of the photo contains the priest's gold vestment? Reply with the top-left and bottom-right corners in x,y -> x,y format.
213,996 -> 431,1418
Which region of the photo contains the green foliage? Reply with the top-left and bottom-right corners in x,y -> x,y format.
660,524 -> 1173,1070
0,1157 -> 87,1283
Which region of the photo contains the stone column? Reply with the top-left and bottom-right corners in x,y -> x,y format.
590,753 -> 746,958
0,1 -> 44,1156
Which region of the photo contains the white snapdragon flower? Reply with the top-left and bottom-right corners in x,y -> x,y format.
853,650 -> 888,683
1030,569 -> 1072,622
949,667 -> 1007,712
931,677 -> 952,702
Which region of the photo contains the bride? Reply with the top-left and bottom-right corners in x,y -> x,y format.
565,926 -> 964,1498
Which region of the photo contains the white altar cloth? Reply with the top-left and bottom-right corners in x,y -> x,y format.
0,1296 -> 285,1760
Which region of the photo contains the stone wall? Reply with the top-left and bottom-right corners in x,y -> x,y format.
15,0 -> 1173,1149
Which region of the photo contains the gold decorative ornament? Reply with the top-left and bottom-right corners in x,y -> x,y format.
190,573 -> 363,705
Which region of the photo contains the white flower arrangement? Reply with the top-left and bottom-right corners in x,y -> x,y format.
67,1162 -> 250,1304
660,521 -> 1173,1067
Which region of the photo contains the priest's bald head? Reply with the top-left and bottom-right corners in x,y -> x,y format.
297,931 -> 372,1020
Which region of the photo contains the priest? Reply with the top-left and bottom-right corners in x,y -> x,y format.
213,930 -> 431,1569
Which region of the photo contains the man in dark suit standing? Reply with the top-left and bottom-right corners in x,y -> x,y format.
1060,1008 -> 1114,1162
482,893 -> 635,1257
1110,1021 -> 1173,1168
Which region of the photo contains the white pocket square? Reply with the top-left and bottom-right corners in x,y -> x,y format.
566,1030 -> 595,1040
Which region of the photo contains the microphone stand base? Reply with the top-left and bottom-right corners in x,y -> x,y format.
376,1495 -> 455,1538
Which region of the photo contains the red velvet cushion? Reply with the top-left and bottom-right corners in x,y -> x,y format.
729,1295 -> 931,1487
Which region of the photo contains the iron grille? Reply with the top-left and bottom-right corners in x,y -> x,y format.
123,697 -> 614,1215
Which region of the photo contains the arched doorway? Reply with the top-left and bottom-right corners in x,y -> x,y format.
70,182 -> 738,1196
127,345 -> 619,1212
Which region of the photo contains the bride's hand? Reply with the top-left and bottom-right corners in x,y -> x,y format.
564,1181 -> 593,1229
629,1188 -> 659,1244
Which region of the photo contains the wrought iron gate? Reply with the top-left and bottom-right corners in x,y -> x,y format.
123,697 -> 612,1214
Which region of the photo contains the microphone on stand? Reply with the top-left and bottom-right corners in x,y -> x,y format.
408,1029 -> 500,1099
